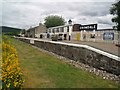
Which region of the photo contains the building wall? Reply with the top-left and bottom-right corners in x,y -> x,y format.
35,24 -> 47,38
47,24 -> 73,40
25,28 -> 35,38
30,28 -> 35,38
70,29 -> 118,44
71,31 -> 81,41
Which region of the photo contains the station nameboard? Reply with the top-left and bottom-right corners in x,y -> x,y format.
103,32 -> 114,40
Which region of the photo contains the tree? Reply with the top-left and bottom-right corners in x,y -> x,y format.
44,15 -> 65,28
21,29 -> 26,34
110,0 -> 120,31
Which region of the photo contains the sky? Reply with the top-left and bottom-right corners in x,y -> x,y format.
1,0 -> 117,29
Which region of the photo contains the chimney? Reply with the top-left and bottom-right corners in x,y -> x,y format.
39,23 -> 42,26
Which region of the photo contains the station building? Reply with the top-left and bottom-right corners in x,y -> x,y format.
46,23 -> 118,44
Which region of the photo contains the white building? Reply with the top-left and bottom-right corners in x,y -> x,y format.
47,24 -> 73,40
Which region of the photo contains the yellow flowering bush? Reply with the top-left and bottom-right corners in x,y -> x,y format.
2,37 -> 24,89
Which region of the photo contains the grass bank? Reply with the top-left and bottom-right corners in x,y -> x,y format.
9,37 -> 119,88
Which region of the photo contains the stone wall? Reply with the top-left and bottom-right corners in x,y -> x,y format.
16,37 -> 120,76
17,38 -> 30,43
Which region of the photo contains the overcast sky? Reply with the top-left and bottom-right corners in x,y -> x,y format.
1,0 -> 117,29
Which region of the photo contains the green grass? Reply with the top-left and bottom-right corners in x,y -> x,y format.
9,37 -> 119,88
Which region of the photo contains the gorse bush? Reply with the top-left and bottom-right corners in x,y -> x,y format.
2,37 -> 24,89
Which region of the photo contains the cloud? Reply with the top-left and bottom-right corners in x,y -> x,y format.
74,2 -> 113,17
2,0 -> 116,2
97,14 -> 113,25
1,1 -> 116,29
0,2 -> 2,26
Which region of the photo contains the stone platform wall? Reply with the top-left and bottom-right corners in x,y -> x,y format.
17,37 -> 120,75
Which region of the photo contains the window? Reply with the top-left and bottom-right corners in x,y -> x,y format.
53,29 -> 55,33
90,34 -> 95,38
61,27 -> 64,32
59,27 -> 64,32
56,28 -> 59,32
67,26 -> 69,32
49,29 -> 51,33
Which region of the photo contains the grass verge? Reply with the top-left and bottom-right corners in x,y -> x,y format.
9,37 -> 119,88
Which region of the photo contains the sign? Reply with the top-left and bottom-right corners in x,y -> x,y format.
30,40 -> 34,44
103,32 -> 114,40
76,33 -> 80,41
79,24 -> 97,31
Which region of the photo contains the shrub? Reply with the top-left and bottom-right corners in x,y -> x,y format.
1,37 -> 24,89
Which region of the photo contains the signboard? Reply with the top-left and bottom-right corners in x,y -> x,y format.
76,33 -> 80,41
79,24 -> 97,31
103,32 -> 114,40
30,40 -> 34,44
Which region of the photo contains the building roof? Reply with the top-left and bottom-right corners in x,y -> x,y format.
96,29 -> 116,31
48,24 -> 73,29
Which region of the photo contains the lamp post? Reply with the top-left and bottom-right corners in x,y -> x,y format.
68,19 -> 72,41
68,19 -> 72,24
